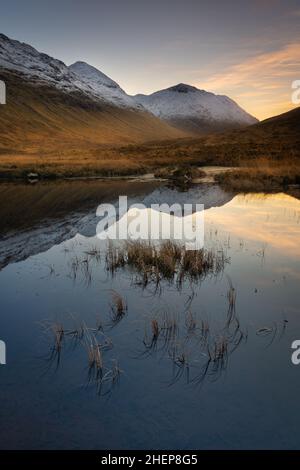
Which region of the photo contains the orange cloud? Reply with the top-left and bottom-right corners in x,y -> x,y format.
196,43 -> 300,120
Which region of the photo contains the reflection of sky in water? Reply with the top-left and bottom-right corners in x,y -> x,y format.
0,191 -> 300,449
205,193 -> 300,258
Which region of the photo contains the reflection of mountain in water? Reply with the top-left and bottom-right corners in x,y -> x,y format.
0,183 -> 232,269
142,184 -> 233,214
4,183 -> 299,270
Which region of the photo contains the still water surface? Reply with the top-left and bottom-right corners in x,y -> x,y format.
0,182 -> 300,449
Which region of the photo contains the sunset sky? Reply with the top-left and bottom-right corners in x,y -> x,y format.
0,0 -> 299,120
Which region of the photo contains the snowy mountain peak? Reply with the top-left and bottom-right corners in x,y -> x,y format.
69,61 -> 120,90
134,83 -> 258,130
0,33 -> 257,133
165,83 -> 199,93
68,60 -> 141,109
0,34 -> 141,110
0,33 -> 70,83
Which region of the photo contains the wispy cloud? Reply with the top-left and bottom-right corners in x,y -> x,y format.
196,43 -> 300,119
198,43 -> 300,90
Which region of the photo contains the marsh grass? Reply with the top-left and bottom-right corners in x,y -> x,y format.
82,324 -> 122,395
142,310 -> 179,356
105,243 -> 126,275
216,159 -> 300,192
65,315 -> 85,344
226,276 -> 237,327
85,332 -> 103,376
109,290 -> 128,327
100,360 -> 122,395
49,321 -> 64,366
68,251 -> 101,286
41,314 -> 121,395
144,319 -> 160,351
140,276 -> 248,387
211,336 -> 228,362
169,344 -> 191,386
106,240 -> 229,291
151,319 -> 160,338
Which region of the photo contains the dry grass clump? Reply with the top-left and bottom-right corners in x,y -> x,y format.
151,319 -> 160,340
139,278 -> 249,386
101,360 -> 122,389
84,331 -> 121,395
86,332 -> 103,375
105,243 -> 126,275
226,276 -> 237,327
41,314 -> 121,395
178,247 -> 227,285
125,240 -> 182,278
142,319 -> 161,351
154,166 -> 206,182
143,311 -> 178,353
210,336 -> 228,362
51,322 -> 64,357
216,158 -> 300,192
109,290 -> 128,326
106,240 -> 229,289
69,255 -> 93,286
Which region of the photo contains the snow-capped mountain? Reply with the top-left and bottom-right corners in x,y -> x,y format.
0,33 -> 139,109
69,61 -> 140,109
0,33 -> 77,91
0,32 -> 258,149
135,83 -> 258,133
0,33 -> 184,150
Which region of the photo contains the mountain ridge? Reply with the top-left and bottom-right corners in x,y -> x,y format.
0,33 -> 186,152
0,33 -> 257,132
134,83 -> 258,134
68,60 -> 141,109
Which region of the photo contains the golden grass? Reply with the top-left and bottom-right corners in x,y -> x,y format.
109,290 -> 127,326
0,106 -> 299,179
1,73 -> 299,185
0,70 -> 186,179
216,157 -> 300,191
106,240 -> 229,288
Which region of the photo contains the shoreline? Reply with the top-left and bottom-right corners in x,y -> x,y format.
0,166 -> 234,184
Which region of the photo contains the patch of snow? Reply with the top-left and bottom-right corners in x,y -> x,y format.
0,33 -> 257,123
134,83 -> 258,125
69,61 -> 141,109
0,33 -> 141,109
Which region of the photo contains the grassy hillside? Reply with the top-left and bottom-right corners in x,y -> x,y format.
0,70 -> 185,154
122,107 -> 300,167
0,74 -> 299,179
